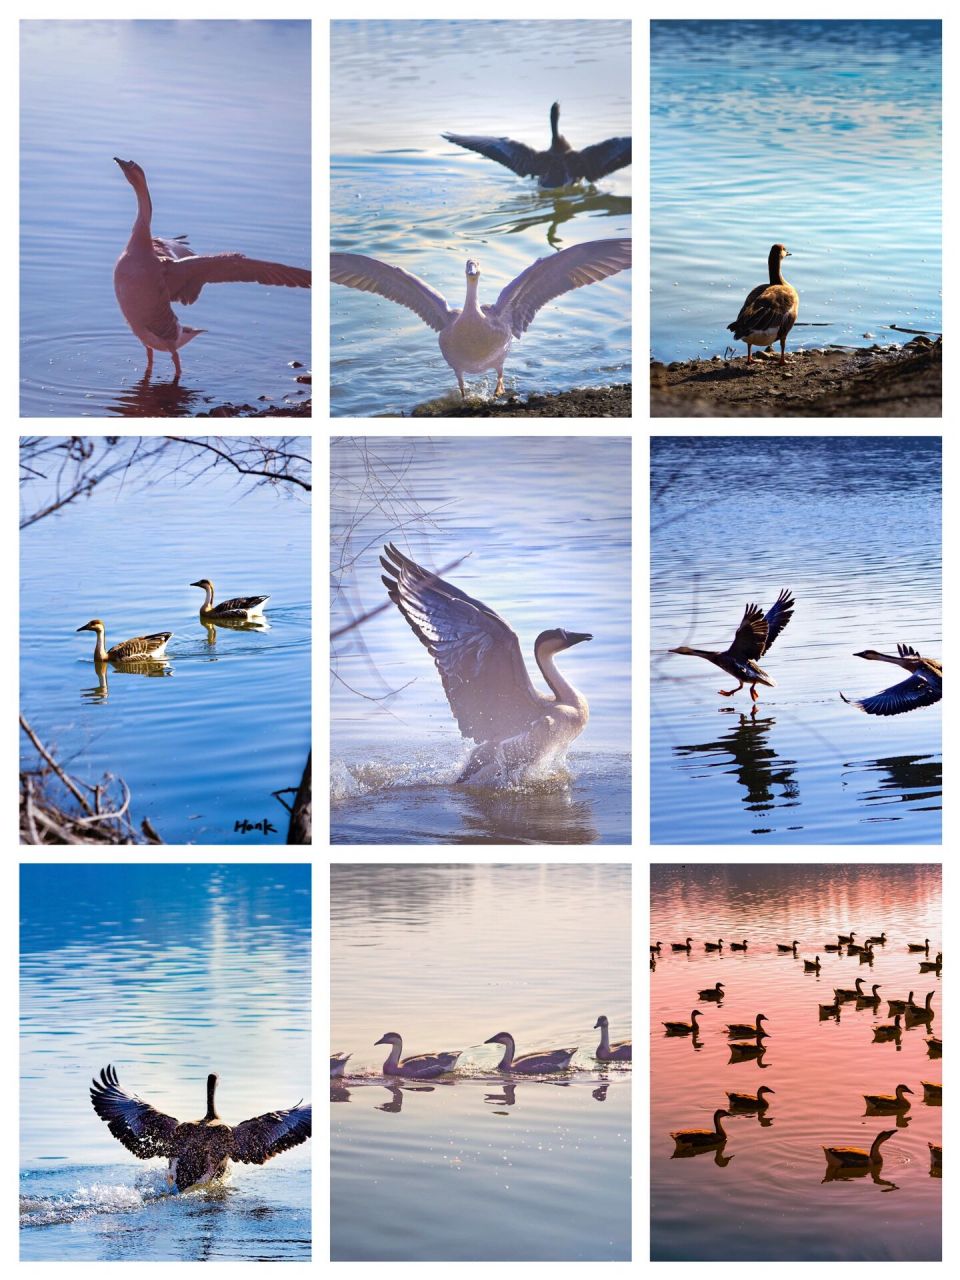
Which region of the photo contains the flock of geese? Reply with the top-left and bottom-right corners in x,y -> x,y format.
76,579 -> 268,665
654,933 -> 941,1177
669,588 -> 942,716
331,1016 -> 631,1080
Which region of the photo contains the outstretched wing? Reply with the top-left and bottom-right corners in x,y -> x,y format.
442,131 -> 543,179
761,589 -> 794,653
381,542 -> 545,742
230,1102 -> 312,1165
842,674 -> 941,717
566,136 -> 632,182
89,1065 -> 179,1159
487,238 -> 631,338
727,603 -> 768,662
330,253 -> 453,332
162,254 -> 311,306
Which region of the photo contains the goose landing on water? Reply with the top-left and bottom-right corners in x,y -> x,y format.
840,644 -> 942,716
380,543 -> 591,786
90,1065 -> 310,1192
331,239 -> 630,399
77,619 -> 172,664
190,578 -> 270,621
669,589 -> 794,704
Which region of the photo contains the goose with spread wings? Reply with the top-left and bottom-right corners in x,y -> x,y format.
331,238 -> 630,398
381,542 -> 591,784
669,589 -> 795,703
90,1065 -> 311,1192
113,158 -> 310,379
840,644 -> 941,716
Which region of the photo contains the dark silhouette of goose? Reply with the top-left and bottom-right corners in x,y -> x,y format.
669,589 -> 795,703
90,1065 -> 311,1192
443,102 -> 631,188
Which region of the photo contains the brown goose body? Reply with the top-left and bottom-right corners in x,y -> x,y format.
727,244 -> 799,365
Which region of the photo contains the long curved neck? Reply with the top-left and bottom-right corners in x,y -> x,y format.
91,627 -> 108,662
383,1040 -> 402,1070
463,273 -> 482,317
205,1074 -> 218,1121
597,1023 -> 611,1055
128,173 -> 153,250
536,646 -> 580,706
713,1111 -> 727,1137
496,1036 -> 515,1069
550,102 -> 561,142
768,248 -> 784,285
870,1134 -> 888,1159
199,582 -> 216,611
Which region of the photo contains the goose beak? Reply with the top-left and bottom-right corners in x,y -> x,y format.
567,631 -> 592,647
465,259 -> 480,279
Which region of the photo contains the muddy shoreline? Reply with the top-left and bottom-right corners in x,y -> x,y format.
384,382 -> 632,418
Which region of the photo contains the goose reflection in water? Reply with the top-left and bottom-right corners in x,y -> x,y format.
486,189 -> 633,250
201,616 -> 271,647
81,657 -> 172,703
728,1042 -> 769,1068
672,712 -> 799,817
844,753 -> 942,813
456,782 -> 599,845
330,1081 -> 351,1104
822,1163 -> 898,1191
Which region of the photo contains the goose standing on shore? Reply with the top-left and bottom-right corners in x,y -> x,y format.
442,102 -> 631,189
331,239 -> 631,399
727,244 -> 799,366
594,1015 -> 632,1062
841,644 -> 942,716
375,1032 -> 461,1079
90,1065 -> 311,1192
485,1031 -> 576,1073
77,619 -> 172,664
669,589 -> 794,703
380,543 -> 591,785
113,158 -> 310,379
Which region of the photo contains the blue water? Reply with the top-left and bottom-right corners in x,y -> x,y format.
651,20 -> 941,362
20,20 -> 311,417
331,19 -> 631,415
20,437 -> 311,844
651,436 -> 941,844
20,864 -> 311,1262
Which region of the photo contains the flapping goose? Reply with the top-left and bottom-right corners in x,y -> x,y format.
190,578 -> 270,620
485,1031 -> 576,1073
77,619 -> 171,664
375,1032 -> 461,1079
726,1013 -> 769,1039
841,645 -> 942,716
726,1086 -> 775,1111
594,1015 -> 631,1062
727,244 -> 799,366
671,1109 -> 730,1151
90,1065 -> 310,1192
669,589 -> 794,703
864,1083 -> 912,1113
330,1054 -> 351,1078
331,238 -> 631,398
113,159 -> 310,379
823,1130 -> 895,1169
442,102 -> 631,189
381,543 -> 591,785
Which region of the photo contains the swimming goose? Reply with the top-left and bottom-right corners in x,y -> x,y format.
728,1041 -> 766,1062
671,1109 -> 730,1151
872,1015 -> 902,1042
190,578 -> 269,620
834,979 -> 866,1002
442,102 -> 631,189
77,619 -> 172,664
929,1143 -> 942,1171
856,984 -> 883,1007
669,589 -> 794,703
907,938 -> 932,953
330,238 -> 631,399
375,1032 -> 461,1079
846,940 -> 868,954
921,1081 -> 942,1103
113,158 -> 310,379
704,940 -> 723,952
485,1032 -> 576,1073
823,1130 -> 895,1170
819,999 -> 841,1017
726,1013 -> 769,1039
841,645 -> 942,716
380,542 -> 591,785
803,956 -> 822,973
864,1083 -> 912,1112
823,942 -> 844,952
905,991 -> 936,1025
663,1010 -> 702,1036
727,244 -> 799,366
726,1086 -> 775,1111
886,991 -> 914,1015
729,939 -> 749,952
837,932 -> 856,945
919,952 -> 942,973
90,1065 -> 310,1192
698,983 -> 725,1001
594,1015 -> 631,1062
867,933 -> 887,946
650,942 -> 663,954
330,1054 -> 350,1078
777,940 -> 799,954
858,947 -> 876,965
671,938 -> 694,953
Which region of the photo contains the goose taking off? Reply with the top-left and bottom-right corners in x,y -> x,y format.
331,238 -> 631,398
375,1032 -> 461,1079
442,102 -> 631,188
727,244 -> 799,366
77,619 -> 172,664
381,543 -> 591,785
669,589 -> 794,703
840,644 -> 942,716
113,158 -> 310,379
190,578 -> 270,620
594,1015 -> 632,1062
90,1065 -> 310,1192
485,1032 -> 576,1073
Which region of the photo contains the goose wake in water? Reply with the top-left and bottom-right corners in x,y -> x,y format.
381,543 -> 591,786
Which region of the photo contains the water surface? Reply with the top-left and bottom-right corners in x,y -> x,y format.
21,21 -> 311,417
331,20 -> 631,416
21,864 -> 311,1262
331,863 -> 631,1261
651,21 -> 941,362
651,436 -> 941,844
651,863 -> 941,1262
331,436 -> 631,844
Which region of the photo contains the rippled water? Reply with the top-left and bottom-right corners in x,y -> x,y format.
651,863 -> 941,1262
20,438 -> 311,844
21,864 -> 311,1262
331,19 -> 631,416
331,863 -> 631,1260
20,21 -> 311,417
651,20 -> 941,362
331,435 -> 631,844
651,436 -> 941,844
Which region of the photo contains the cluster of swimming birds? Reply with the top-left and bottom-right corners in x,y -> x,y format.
90,1066 -> 311,1194
669,587 -> 942,716
75,579 -> 268,665
654,933 -> 941,1176
331,1016 -> 631,1081
331,102 -> 632,399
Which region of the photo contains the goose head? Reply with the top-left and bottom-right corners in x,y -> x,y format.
190,578 -> 214,592
374,1032 -> 402,1048
114,157 -> 147,190
484,1031 -> 515,1049
77,619 -> 105,634
465,259 -> 480,281
594,1015 -> 609,1030
535,628 -> 593,658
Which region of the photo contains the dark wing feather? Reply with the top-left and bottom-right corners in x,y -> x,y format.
727,603 -> 768,662
761,589 -> 794,653
442,132 -> 544,179
89,1065 -> 179,1159
565,136 -> 632,182
842,674 -> 941,717
230,1102 -> 311,1165
162,254 -> 311,306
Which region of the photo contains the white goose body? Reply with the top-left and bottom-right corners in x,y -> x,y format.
594,1015 -> 632,1061
375,1032 -> 461,1079
485,1031 -> 576,1074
